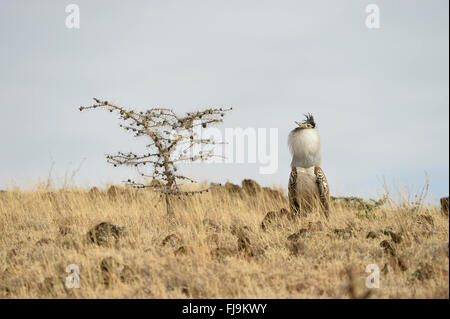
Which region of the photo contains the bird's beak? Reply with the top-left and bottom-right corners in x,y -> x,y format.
295,121 -> 307,128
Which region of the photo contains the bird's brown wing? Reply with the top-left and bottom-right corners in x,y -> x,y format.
314,166 -> 330,218
288,167 -> 300,214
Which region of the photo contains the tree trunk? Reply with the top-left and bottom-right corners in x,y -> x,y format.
165,194 -> 174,218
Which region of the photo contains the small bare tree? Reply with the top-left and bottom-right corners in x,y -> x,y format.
79,98 -> 231,218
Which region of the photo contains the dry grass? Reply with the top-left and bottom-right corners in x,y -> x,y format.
0,182 -> 448,299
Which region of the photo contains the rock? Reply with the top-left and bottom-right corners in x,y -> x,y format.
181,285 -> 204,298
236,231 -> 252,252
408,263 -> 433,282
277,208 -> 291,218
380,240 -> 396,257
333,228 -> 352,240
119,265 -> 135,284
100,257 -> 135,286
224,182 -> 242,194
288,241 -> 306,256
382,228 -> 402,243
59,226 -> 73,236
397,257 -> 408,272
36,238 -> 53,246
441,197 -> 449,216
61,239 -> 79,250
174,246 -> 191,256
234,227 -> 264,257
366,231 -> 378,239
161,234 -> 183,247
243,246 -> 265,258
261,211 -> 277,230
241,179 -> 261,195
261,208 -> 291,230
288,228 -> 312,241
307,221 -> 323,232
87,222 -> 127,246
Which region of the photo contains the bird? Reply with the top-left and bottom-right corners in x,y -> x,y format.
287,113 -> 330,218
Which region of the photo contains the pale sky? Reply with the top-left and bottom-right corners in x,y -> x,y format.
0,0 -> 448,202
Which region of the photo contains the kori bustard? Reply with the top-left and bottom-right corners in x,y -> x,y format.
288,113 -> 330,218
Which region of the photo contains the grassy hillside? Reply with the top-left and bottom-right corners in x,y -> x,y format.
0,182 -> 448,298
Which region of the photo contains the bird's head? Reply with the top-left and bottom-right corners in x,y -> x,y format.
295,113 -> 316,129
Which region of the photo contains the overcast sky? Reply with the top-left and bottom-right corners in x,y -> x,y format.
0,0 -> 448,202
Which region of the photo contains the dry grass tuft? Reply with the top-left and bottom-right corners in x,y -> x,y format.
0,182 -> 448,298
